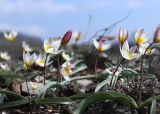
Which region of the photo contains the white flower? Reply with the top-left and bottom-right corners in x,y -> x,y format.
120,41 -> 140,60
72,31 -> 81,41
0,62 -> 10,71
36,54 -> 52,67
93,39 -> 111,52
61,61 -> 75,81
4,31 -> 18,43
118,28 -> 128,45
135,29 -> 149,46
30,81 -> 38,93
44,38 -> 62,54
138,43 -> 155,55
62,51 -> 73,61
0,52 -> 10,61
23,52 -> 37,69
22,41 -> 32,52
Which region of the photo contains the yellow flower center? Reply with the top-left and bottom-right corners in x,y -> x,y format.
136,37 -> 145,45
97,47 -> 104,52
45,44 -> 54,52
119,34 -> 126,44
8,37 -> 15,43
127,51 -> 133,60
64,67 -> 70,75
25,60 -> 32,68
37,59 -> 44,66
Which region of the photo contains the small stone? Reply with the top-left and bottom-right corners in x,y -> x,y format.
76,79 -> 93,87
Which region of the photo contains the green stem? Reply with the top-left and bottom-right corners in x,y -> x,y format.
44,54 -> 49,85
56,55 -> 61,96
25,69 -> 32,113
110,58 -> 125,88
95,56 -> 98,78
139,42 -> 154,103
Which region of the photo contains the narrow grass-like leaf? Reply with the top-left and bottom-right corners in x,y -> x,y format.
74,91 -> 138,114
71,64 -> 87,75
0,98 -> 28,109
150,100 -> 156,114
139,95 -> 160,109
0,90 -> 25,99
38,82 -> 63,99
35,97 -> 72,105
68,93 -> 93,101
38,75 -> 96,99
60,75 -> 96,86
95,77 -> 111,92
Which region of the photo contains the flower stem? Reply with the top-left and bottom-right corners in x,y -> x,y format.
110,58 -> 125,88
56,55 -> 60,96
10,43 -> 14,68
44,54 -> 49,85
95,56 -> 99,78
25,69 -> 32,113
139,42 -> 154,103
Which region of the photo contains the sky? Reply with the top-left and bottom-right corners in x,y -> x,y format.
0,0 -> 160,41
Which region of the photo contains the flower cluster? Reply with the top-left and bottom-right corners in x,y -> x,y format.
118,27 -> 160,61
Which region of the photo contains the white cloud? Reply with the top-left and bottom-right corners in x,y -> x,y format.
0,23 -> 48,38
0,0 -> 75,15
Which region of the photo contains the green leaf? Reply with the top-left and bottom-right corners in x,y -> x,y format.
146,74 -> 157,80
120,69 -> 139,78
68,93 -> 93,101
74,91 -> 138,114
0,69 -> 25,81
0,98 -> 29,109
0,90 -> 25,99
38,75 -> 97,99
139,95 -> 160,109
35,97 -> 72,105
0,94 -> 5,103
38,82 -> 63,99
0,90 -> 28,109
120,69 -> 156,80
60,75 -> 96,86
95,77 -> 111,92
150,100 -> 156,114
71,64 -> 87,75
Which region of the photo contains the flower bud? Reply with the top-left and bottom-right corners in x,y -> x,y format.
118,28 -> 128,45
61,30 -> 72,46
153,26 -> 160,43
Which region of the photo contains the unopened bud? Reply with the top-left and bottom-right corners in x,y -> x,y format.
153,26 -> 160,43
61,30 -> 72,46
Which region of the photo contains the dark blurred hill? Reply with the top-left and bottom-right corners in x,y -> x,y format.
0,32 -> 43,59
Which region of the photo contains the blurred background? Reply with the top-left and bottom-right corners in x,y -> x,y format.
0,0 -> 160,57
0,0 -> 160,39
